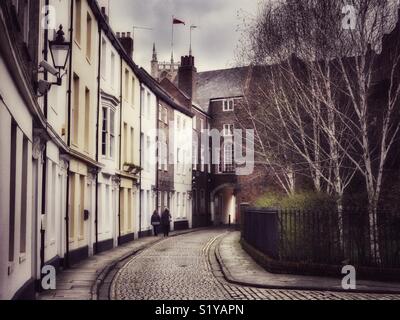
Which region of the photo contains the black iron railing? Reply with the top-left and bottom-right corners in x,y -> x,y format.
242,207 -> 400,269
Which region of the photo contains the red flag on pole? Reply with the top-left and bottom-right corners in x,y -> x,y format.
173,18 -> 185,25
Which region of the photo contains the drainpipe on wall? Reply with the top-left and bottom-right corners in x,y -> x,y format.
139,84 -> 143,237
39,0 -> 51,276
94,23 -> 102,255
118,58 -> 123,243
64,0 -> 75,268
156,98 -> 160,213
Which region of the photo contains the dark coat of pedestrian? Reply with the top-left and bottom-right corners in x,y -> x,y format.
151,211 -> 161,236
161,208 -> 172,237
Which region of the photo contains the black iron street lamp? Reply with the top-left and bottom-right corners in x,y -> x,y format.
48,25 -> 70,86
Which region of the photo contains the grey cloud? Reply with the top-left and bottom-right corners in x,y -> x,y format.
109,0 -> 259,72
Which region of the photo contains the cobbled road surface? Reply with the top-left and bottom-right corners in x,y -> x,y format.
110,229 -> 400,300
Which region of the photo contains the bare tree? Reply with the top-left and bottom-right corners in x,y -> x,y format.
239,0 -> 400,261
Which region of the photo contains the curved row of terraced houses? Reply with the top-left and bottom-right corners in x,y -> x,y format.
0,0 -> 260,299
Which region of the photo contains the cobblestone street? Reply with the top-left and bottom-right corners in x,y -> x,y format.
110,230 -> 400,300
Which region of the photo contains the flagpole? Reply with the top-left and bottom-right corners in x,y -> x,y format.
189,26 -> 192,56
189,25 -> 197,56
171,15 -> 174,63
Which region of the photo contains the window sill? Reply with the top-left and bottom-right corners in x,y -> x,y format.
102,155 -> 115,161
74,39 -> 81,49
8,262 -> 14,276
19,254 -> 26,264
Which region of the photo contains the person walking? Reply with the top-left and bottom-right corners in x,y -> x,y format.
161,208 -> 172,237
151,210 -> 161,236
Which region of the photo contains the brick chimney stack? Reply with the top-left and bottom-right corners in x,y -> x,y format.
101,7 -> 109,23
178,55 -> 197,99
117,32 -> 134,59
98,0 -> 110,22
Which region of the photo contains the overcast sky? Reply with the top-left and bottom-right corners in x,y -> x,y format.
108,0 -> 260,72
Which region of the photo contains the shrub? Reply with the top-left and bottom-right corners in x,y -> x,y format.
254,191 -> 337,210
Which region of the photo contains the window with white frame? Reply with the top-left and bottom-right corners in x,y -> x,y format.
158,103 -> 162,121
101,39 -> 107,78
147,92 -> 151,119
223,124 -> 234,136
164,192 -> 168,209
158,138 -> 162,170
75,0 -> 82,44
146,136 -> 151,171
130,127 -> 134,162
110,110 -> 115,158
176,192 -> 180,218
192,141 -> 198,170
163,134 -> 168,171
101,106 -> 116,159
140,88 -> 145,116
110,52 -> 115,88
140,133 -> 144,167
177,147 -> 181,174
192,116 -> 197,130
223,98 -> 235,112
182,193 -> 186,218
86,13 -> 92,60
200,144 -> 205,172
163,107 -> 168,124
158,133 -> 168,171
124,69 -> 129,101
223,142 -> 235,172
101,107 -> 107,156
182,150 -> 186,174
131,77 -> 135,105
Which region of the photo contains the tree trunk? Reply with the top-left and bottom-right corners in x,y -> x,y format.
336,195 -> 344,253
368,196 -> 381,265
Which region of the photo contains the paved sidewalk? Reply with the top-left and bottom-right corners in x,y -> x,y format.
38,229 -> 201,300
216,231 -> 400,294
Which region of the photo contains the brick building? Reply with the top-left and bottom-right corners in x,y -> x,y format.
152,53 -> 267,227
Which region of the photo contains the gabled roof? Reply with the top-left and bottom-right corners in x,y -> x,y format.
159,78 -> 190,107
139,68 -> 194,118
87,0 -> 193,118
195,66 -> 250,113
160,77 -> 211,118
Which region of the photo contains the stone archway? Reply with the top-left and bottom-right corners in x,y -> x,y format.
210,183 -> 237,226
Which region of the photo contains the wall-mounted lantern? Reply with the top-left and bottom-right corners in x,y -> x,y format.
48,25 -> 71,85
37,25 -> 71,96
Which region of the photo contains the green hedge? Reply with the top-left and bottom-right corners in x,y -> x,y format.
254,191 -> 337,210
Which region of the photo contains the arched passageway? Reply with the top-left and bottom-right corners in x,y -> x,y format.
210,183 -> 236,226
